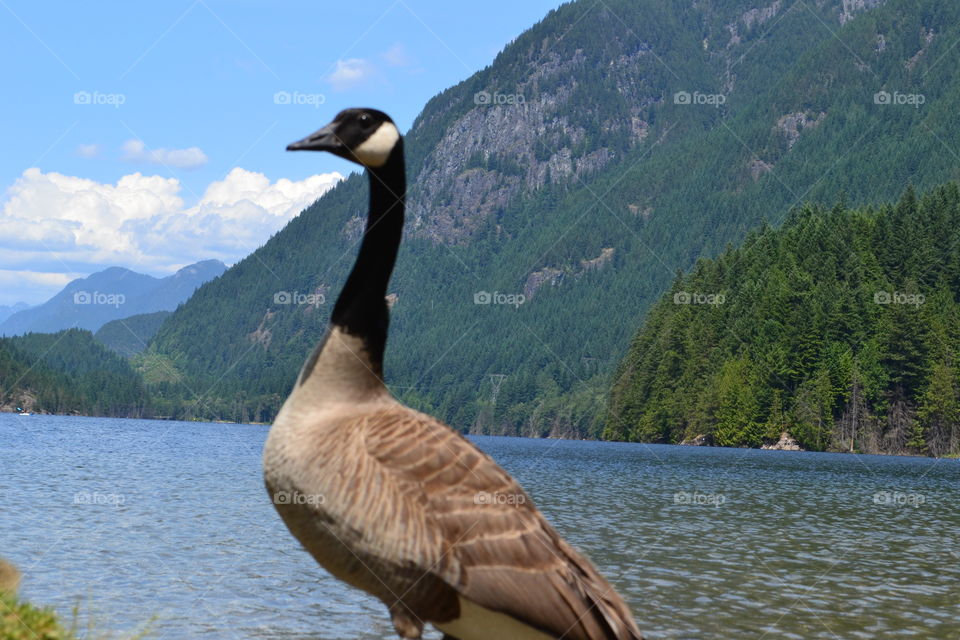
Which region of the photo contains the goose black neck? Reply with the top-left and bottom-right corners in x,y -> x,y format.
330,142 -> 405,374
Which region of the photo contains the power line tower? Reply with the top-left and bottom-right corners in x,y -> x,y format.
580,357 -> 599,375
487,374 -> 507,405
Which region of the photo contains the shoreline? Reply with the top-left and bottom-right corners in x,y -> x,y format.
3,411 -> 956,460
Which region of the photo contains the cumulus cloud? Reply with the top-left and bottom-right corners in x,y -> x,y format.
0,167 -> 343,301
75,143 -> 101,158
122,139 -> 209,169
327,58 -> 377,91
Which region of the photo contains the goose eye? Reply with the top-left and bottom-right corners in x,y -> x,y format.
359,114 -> 370,124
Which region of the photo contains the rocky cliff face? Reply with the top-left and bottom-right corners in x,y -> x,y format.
405,38 -> 662,245
841,0 -> 886,26
397,0 -> 888,249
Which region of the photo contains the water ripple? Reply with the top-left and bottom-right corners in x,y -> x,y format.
1,415 -> 958,638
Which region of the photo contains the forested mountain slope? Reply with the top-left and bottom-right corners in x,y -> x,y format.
0,260 -> 225,336
95,311 -> 172,358
0,330 -> 150,417
149,0 -> 960,435
606,183 -> 960,457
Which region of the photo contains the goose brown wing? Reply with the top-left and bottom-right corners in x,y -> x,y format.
363,405 -> 643,640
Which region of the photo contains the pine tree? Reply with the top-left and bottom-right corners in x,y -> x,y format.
917,362 -> 960,457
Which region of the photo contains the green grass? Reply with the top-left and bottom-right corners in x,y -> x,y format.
1,594 -> 69,640
132,352 -> 182,386
0,594 -> 153,640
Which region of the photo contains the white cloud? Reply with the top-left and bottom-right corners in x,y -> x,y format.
327,58 -> 377,91
75,143 -> 101,158
0,167 -> 343,302
326,46 -> 418,92
122,139 -> 209,169
382,43 -> 413,67
0,269 -> 81,306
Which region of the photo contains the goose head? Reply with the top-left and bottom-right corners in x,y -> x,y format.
287,108 -> 401,168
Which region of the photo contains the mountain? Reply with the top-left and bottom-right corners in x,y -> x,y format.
0,303 -> 29,324
148,0 -> 960,432
0,260 -> 226,336
605,183 -> 960,457
0,329 -> 149,417
94,311 -> 172,358
145,261 -> 229,310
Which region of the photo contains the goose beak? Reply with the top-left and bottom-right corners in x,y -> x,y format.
287,124 -> 341,152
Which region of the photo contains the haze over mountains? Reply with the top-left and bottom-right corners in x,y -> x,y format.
0,260 -> 226,337
0,303 -> 30,324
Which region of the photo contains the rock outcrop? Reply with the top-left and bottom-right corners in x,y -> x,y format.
762,431 -> 804,451
840,0 -> 886,26
523,248 -> 615,299
775,111 -> 826,150
680,434 -> 713,446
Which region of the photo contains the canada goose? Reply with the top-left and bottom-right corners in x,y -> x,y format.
263,108 -> 643,640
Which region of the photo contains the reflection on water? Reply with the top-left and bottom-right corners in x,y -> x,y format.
1,414 -> 958,638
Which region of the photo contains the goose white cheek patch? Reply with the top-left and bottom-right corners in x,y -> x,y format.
353,122 -> 400,167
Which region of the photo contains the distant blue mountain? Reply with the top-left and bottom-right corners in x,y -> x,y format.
0,302 -> 30,324
0,260 -> 226,336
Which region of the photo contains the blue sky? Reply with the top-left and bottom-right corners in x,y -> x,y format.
0,0 -> 565,305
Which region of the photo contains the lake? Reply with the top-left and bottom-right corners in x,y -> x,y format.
1,414 -> 957,638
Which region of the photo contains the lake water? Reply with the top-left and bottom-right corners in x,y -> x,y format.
1,414 -> 958,639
